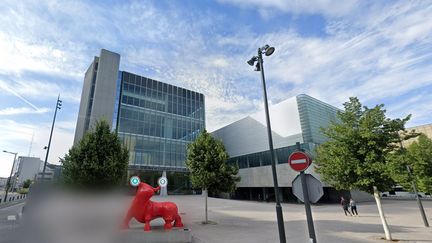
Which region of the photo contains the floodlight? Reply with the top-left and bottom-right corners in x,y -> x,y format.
255,62 -> 261,71
265,46 -> 275,56
247,56 -> 257,66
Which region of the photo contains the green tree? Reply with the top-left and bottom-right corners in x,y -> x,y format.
61,120 -> 129,189
22,179 -> 32,189
389,134 -> 432,194
408,134 -> 432,194
315,97 -> 414,240
186,130 -> 240,224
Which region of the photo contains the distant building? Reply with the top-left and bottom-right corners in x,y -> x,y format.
74,49 -> 205,191
37,163 -> 62,181
403,123 -> 432,147
15,156 -> 43,188
0,177 -> 7,188
212,94 -> 371,202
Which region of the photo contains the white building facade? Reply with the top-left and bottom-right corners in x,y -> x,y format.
15,156 -> 43,188
212,94 -> 366,202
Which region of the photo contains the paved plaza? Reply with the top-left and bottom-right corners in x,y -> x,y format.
158,196 -> 432,243
1,194 -> 431,243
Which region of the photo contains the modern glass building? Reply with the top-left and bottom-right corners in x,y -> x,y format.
74,49 -> 205,191
212,94 -> 361,202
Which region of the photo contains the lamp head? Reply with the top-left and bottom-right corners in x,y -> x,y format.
254,62 -> 261,71
264,46 -> 275,56
247,56 -> 257,66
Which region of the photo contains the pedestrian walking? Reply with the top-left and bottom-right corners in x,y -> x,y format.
340,196 -> 352,216
350,198 -> 358,215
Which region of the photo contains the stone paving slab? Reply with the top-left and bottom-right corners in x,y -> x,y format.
154,195 -> 432,243
117,227 -> 192,243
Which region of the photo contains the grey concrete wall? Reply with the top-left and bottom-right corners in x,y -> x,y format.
17,157 -> 43,185
236,163 -> 373,202
212,96 -> 305,158
88,49 -> 120,130
212,116 -> 303,158
236,163 -> 321,187
74,57 -> 97,144
350,190 -> 373,202
74,49 -> 120,144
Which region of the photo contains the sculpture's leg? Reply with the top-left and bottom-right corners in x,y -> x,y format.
174,214 -> 183,227
144,220 -> 151,231
164,218 -> 173,230
121,210 -> 133,229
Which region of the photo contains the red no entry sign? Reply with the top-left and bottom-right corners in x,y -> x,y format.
288,151 -> 312,172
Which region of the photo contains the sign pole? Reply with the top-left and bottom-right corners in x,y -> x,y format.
300,171 -> 317,243
296,142 -> 317,243
406,165 -> 429,227
398,137 -> 429,227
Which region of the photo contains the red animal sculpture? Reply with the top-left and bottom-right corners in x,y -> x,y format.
122,182 -> 183,231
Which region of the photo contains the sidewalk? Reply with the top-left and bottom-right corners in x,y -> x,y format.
0,192 -> 26,208
0,200 -> 25,210
149,195 -> 432,243
16,193 -> 432,243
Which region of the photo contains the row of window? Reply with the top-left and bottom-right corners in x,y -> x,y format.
131,151 -> 186,167
118,133 -> 189,167
297,97 -> 338,144
121,93 -> 204,119
122,94 -> 166,112
118,118 -> 202,141
84,68 -> 98,132
227,143 -> 314,169
120,133 -> 188,152
120,106 -> 202,128
123,82 -> 203,105
122,72 -> 204,102
118,107 -> 203,141
112,72 -> 122,128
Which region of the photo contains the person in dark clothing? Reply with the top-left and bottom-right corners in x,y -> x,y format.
350,198 -> 358,215
340,197 -> 352,216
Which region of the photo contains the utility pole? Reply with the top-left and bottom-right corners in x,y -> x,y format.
248,45 -> 286,243
42,95 -> 62,181
3,150 -> 17,203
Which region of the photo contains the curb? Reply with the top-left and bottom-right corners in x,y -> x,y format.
0,200 -> 26,209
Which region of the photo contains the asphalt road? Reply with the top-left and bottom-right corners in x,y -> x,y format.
0,202 -> 24,242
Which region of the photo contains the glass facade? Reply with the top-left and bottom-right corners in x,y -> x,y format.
116,71 -> 205,172
297,94 -> 339,144
227,143 -> 316,169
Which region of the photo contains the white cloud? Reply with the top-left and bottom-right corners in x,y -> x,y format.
0,79 -> 81,104
218,0 -> 360,17
0,107 -> 50,115
0,119 -> 74,177
121,0 -> 432,131
0,32 -> 83,80
0,0 -> 431,167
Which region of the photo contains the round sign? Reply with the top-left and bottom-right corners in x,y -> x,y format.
158,177 -> 168,187
288,151 -> 312,172
130,176 -> 140,187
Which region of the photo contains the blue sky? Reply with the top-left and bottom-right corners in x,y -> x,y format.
1,0 -> 432,177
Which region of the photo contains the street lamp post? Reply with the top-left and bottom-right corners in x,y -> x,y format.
247,45 -> 286,243
398,138 -> 429,227
41,95 -> 62,181
3,150 -> 17,203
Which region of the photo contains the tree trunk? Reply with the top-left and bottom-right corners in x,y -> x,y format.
373,186 -> 392,240
203,188 -> 208,224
